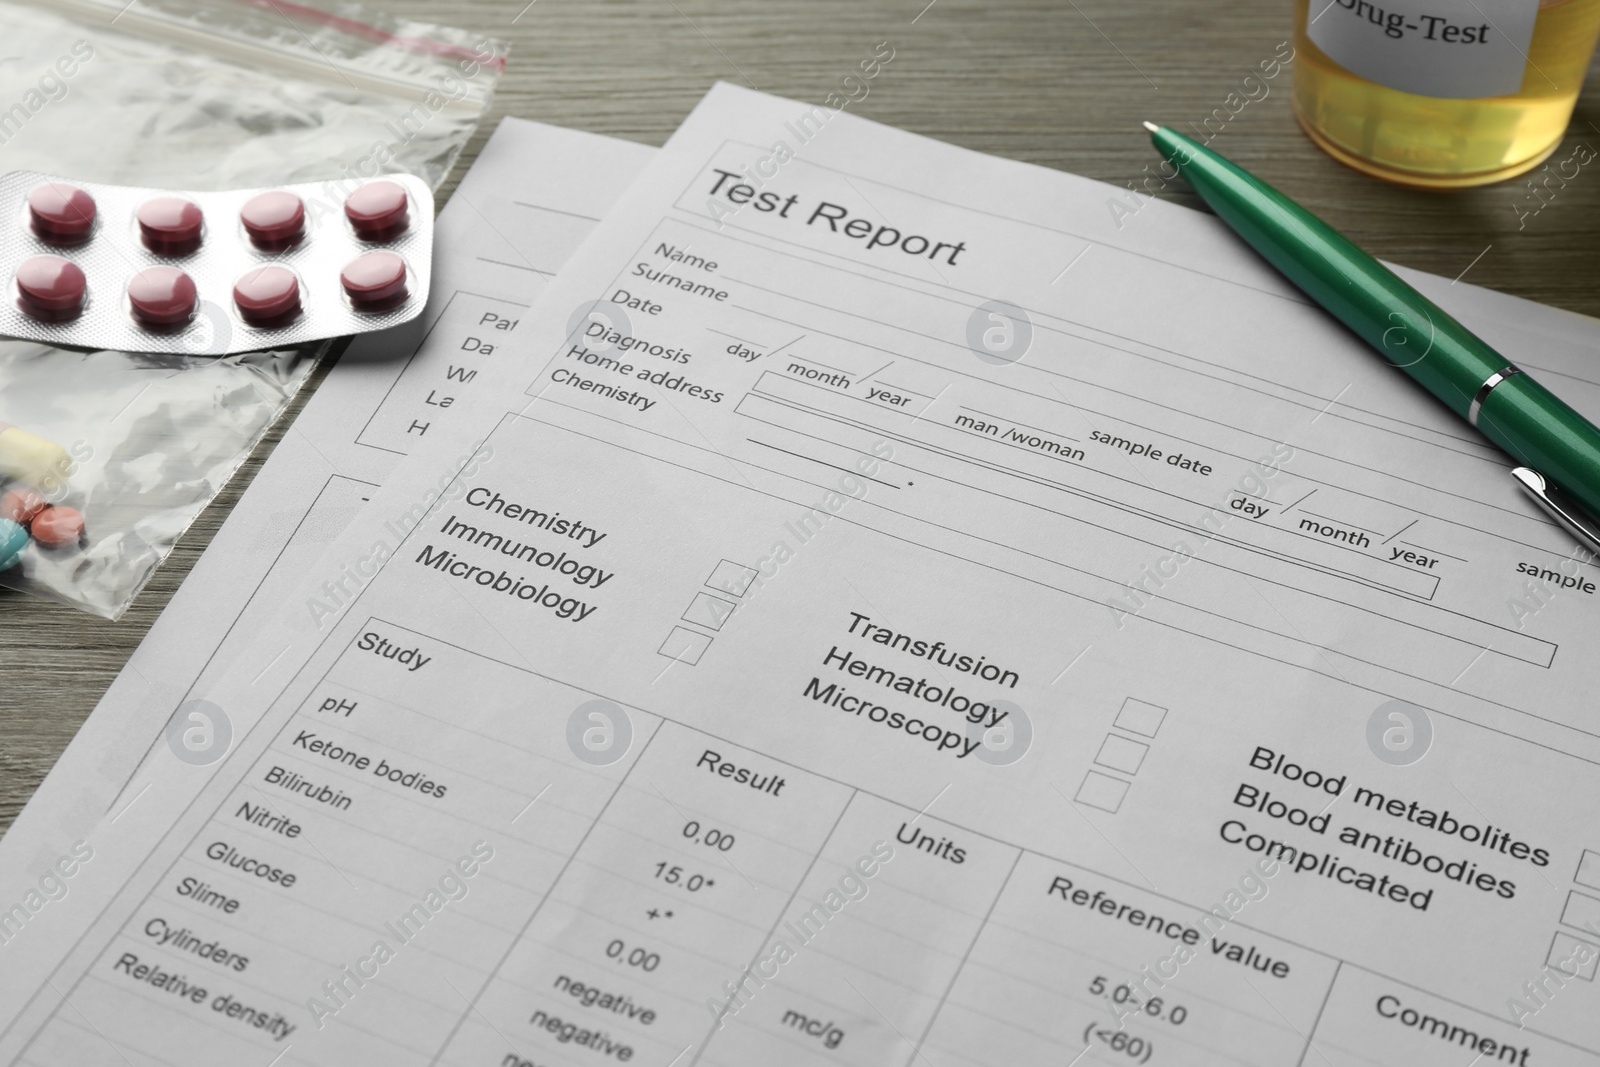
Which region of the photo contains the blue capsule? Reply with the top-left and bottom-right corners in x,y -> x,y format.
0,518 -> 28,570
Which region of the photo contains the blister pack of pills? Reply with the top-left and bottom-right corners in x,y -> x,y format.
0,171 -> 435,356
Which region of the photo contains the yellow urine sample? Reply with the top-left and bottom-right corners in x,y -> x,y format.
1293,0 -> 1600,187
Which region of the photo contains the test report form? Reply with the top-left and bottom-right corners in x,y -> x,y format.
0,115 -> 651,988
7,83 -> 1600,1066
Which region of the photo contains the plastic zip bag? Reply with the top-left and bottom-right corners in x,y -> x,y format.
0,0 -> 505,618
0,347 -> 316,617
0,0 -> 504,190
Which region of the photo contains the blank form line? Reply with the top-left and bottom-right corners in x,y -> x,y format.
1241,577 -> 1354,684
859,359 -> 896,383
1400,539 -> 1470,564
1281,488 -> 1318,514
477,257 -> 555,275
783,353 -> 852,375
874,381 -> 938,401
511,201 -> 601,222
749,439 -> 901,489
707,327 -> 768,347
767,333 -> 805,360
1381,518 -> 1418,545
456,288 -> 531,305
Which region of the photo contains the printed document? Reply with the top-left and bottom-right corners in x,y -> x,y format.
5,84 -> 1600,1066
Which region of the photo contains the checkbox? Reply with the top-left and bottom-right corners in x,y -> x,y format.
1075,770 -> 1130,814
1576,849 -> 1600,892
1114,697 -> 1167,737
683,592 -> 738,631
1095,734 -> 1149,775
706,559 -> 758,598
1548,931 -> 1599,981
658,627 -> 712,666
1560,891 -> 1600,935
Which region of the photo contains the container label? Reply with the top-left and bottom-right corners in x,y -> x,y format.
1307,0 -> 1540,98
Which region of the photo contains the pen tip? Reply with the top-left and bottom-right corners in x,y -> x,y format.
1141,121 -> 1160,134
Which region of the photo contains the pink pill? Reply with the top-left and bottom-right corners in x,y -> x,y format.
341,251 -> 409,310
233,266 -> 301,325
344,181 -> 409,240
15,256 -> 87,321
127,266 -> 198,326
137,197 -> 204,255
28,183 -> 96,243
1,487 -> 46,525
240,191 -> 306,249
30,505 -> 84,547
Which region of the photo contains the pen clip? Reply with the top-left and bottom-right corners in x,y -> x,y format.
1511,467 -> 1600,556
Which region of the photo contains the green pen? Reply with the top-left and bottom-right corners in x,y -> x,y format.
1143,122 -> 1600,554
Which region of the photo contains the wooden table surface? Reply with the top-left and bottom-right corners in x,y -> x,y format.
3,0 -> 1598,835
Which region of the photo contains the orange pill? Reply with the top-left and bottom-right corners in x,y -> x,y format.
30,505 -> 84,547
0,486 -> 47,524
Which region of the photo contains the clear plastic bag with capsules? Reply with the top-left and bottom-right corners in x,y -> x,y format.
0,0 -> 505,617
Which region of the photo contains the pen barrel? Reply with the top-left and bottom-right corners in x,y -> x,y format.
1478,375 -> 1600,523
1149,127 -> 1507,422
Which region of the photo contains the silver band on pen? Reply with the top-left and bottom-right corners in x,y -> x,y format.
1468,366 -> 1520,428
